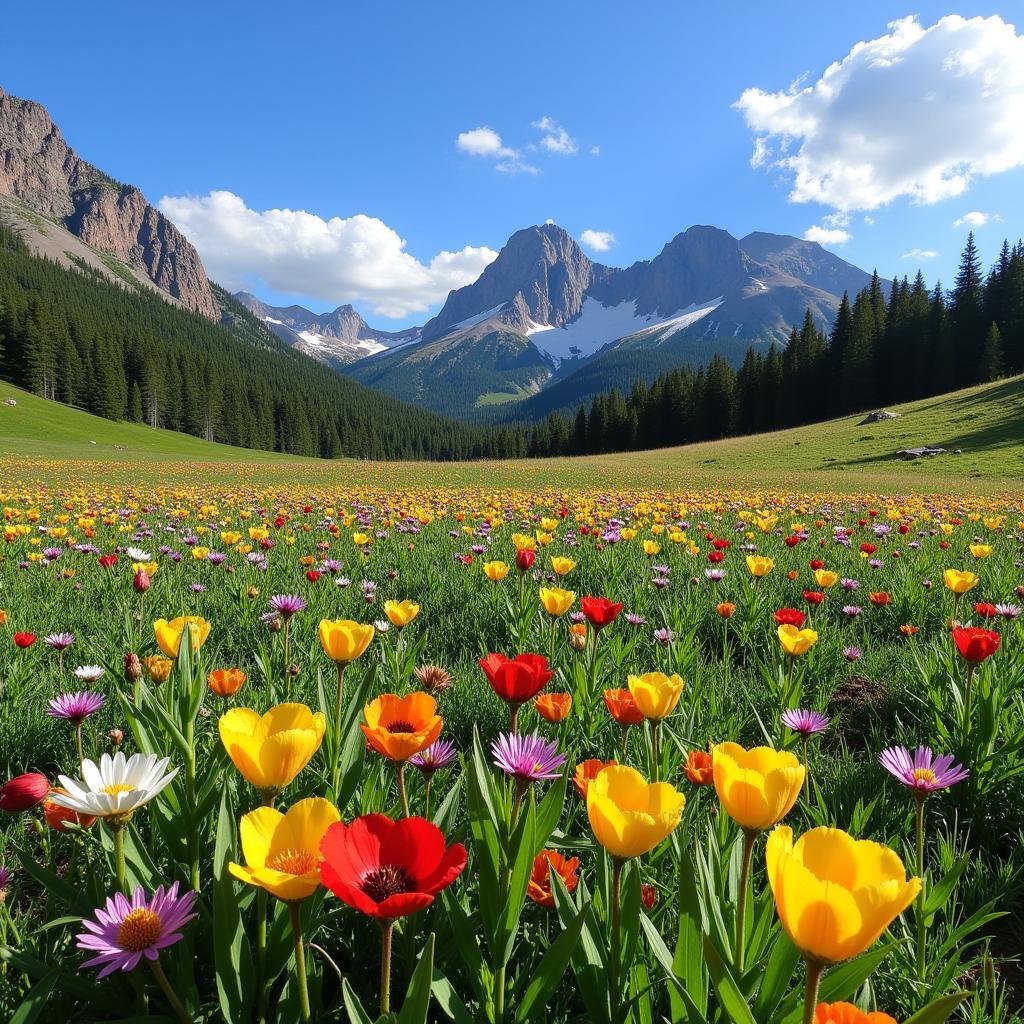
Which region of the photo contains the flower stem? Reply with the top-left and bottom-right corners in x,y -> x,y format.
396,761 -> 410,818
735,828 -> 757,974
256,888 -> 268,1024
380,920 -> 394,1017
75,722 -> 85,765
915,794 -> 927,980
424,776 -> 433,820
150,959 -> 191,1024
289,902 -> 310,1023
331,662 -> 345,799
802,960 -> 825,1024
650,721 -> 661,781
610,857 -> 624,1016
112,825 -> 127,892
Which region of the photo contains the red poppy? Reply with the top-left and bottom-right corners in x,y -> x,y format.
974,602 -> 999,619
320,814 -> 466,919
784,536 -> 800,548
773,608 -> 806,627
939,541 -> 950,550
306,570 -> 321,582
707,551 -> 725,564
0,772 -> 50,812
274,516 -> 286,528
898,523 -> 910,535
515,548 -> 536,572
479,653 -> 553,704
860,543 -> 877,554
808,559 -> 825,570
951,626 -> 1000,663
580,596 -> 623,630
98,554 -> 118,569
13,632 -> 36,648
803,591 -> 825,605
641,883 -> 658,910
712,539 -> 731,550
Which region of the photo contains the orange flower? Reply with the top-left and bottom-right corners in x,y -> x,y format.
899,624 -> 919,636
43,788 -> 97,832
143,655 -> 173,683
685,750 -> 714,785
573,758 -> 617,800
361,692 -> 443,761
527,850 -> 580,907
787,570 -> 799,581
869,591 -> 892,606
208,667 -> 246,697
814,1004 -> 896,1024
535,692 -> 572,722
603,688 -> 645,727
715,602 -> 736,619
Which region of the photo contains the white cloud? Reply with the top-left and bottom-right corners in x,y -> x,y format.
953,210 -> 1002,227
589,145 -> 601,156
803,225 -> 851,245
533,116 -> 579,155
456,125 -> 537,174
579,229 -> 616,252
735,15 -> 1024,211
901,248 -> 938,259
158,190 -> 497,319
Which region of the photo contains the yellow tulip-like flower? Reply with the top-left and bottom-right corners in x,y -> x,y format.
713,742 -> 805,830
550,557 -> 577,576
746,555 -> 774,577
153,616 -> 211,658
587,765 -> 684,859
539,586 -> 576,618
627,672 -> 684,720
767,825 -> 921,964
943,569 -> 979,594
484,560 -> 510,581
814,569 -> 839,589
643,540 -> 661,556
318,619 -> 375,663
777,624 -> 818,657
219,703 -> 326,793
969,544 -> 992,559
384,599 -> 420,628
229,797 -> 340,902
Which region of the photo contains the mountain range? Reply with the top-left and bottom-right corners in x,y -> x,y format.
0,83 -> 880,424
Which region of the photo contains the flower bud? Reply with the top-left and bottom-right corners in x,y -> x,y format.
133,568 -> 151,593
0,772 -> 50,812
107,728 -> 124,746
123,651 -> 142,683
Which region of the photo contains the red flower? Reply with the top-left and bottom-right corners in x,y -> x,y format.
685,750 -> 714,785
527,850 -> 580,908
860,543 -> 877,555
898,523 -> 910,535
641,883 -> 658,910
952,627 -> 1000,663
274,516 -> 286,528
707,551 -> 725,564
580,596 -> 623,630
712,539 -> 731,550
974,602 -> 999,619
479,653 -> 553,704
939,541 -> 950,550
515,548 -> 536,572
803,591 -> 825,605
98,554 -> 118,569
773,608 -> 806,627
809,560 -> 825,571
0,772 -> 50,812
13,632 -> 36,648
306,570 -> 321,582
133,569 -> 151,593
320,814 -> 466,919
784,536 -> 800,548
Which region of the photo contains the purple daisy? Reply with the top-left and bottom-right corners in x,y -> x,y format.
843,645 -> 862,662
410,739 -> 458,777
269,594 -> 306,619
76,882 -> 196,978
48,691 -> 106,725
44,632 -> 76,652
781,708 -> 830,736
879,745 -> 969,794
491,733 -> 566,783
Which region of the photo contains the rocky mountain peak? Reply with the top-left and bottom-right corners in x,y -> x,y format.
0,86 -> 217,319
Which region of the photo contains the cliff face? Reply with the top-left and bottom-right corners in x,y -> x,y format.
0,85 -> 217,319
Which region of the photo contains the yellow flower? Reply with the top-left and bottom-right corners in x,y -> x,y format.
539,587 -> 576,618
229,797 -> 340,902
814,569 -> 839,588
550,557 -> 577,576
620,528 -> 637,542
191,546 -> 210,560
153,616 -> 211,658
777,624 -> 818,657
587,765 -> 684,859
318,619 -> 375,664
219,703 -> 326,793
712,742 -> 805,831
943,569 -> 979,594
143,654 -> 173,683
384,599 -> 420,628
643,540 -> 661,556
627,672 -> 684,720
484,560 -> 510,581
512,532 -> 537,552
746,555 -> 774,577
969,544 -> 992,559
767,825 -> 921,964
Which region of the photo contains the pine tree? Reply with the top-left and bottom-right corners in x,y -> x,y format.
981,323 -> 1004,382
951,232 -> 985,381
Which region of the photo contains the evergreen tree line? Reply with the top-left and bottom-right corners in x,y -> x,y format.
516,232 -> 1024,456
0,225 -> 524,461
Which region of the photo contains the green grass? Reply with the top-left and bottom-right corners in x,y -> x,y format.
473,386 -> 532,407
1,374 -> 1022,493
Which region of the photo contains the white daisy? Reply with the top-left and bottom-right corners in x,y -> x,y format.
51,752 -> 178,820
73,664 -> 106,682
125,547 -> 152,561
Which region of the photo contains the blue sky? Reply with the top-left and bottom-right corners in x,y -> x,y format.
3,1 -> 1022,327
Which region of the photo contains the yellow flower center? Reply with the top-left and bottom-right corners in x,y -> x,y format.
911,768 -> 937,784
117,908 -> 162,951
267,848 -> 318,876
101,783 -> 137,795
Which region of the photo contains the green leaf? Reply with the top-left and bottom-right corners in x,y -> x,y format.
753,933 -> 801,1022
430,968 -> 478,1024
672,846 -> 708,1022
398,933 -> 436,1024
515,899 -> 591,1023
341,978 -> 378,1024
640,913 -> 709,1024
702,935 -> 758,1024
9,971 -> 59,1024
903,992 -> 971,1024
497,790 -> 538,965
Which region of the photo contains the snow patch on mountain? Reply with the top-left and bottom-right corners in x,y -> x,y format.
526,297 -> 723,363
447,303 -> 506,334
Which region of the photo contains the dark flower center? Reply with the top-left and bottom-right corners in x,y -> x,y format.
385,720 -> 415,734
360,864 -> 417,903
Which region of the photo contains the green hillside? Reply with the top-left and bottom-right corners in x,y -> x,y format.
1,375 -> 1021,494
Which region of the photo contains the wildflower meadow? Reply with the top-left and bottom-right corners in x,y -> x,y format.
1,479 -> 1022,1024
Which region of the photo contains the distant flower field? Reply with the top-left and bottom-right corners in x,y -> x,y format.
1,477 -> 1022,1023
